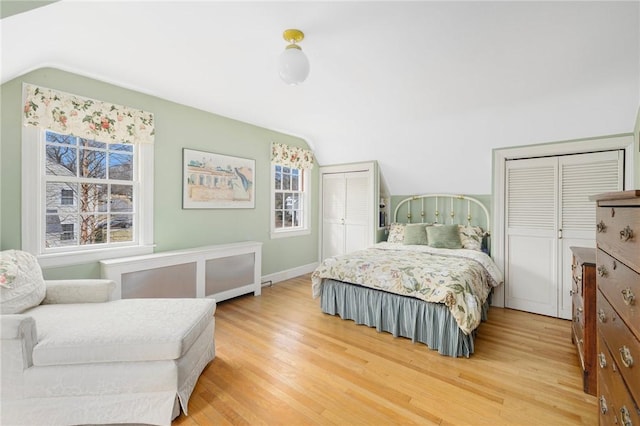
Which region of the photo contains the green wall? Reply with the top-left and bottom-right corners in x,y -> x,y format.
0,68 -> 319,279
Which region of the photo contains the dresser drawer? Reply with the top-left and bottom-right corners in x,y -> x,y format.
597,290 -> 640,404
597,249 -> 640,340
598,334 -> 640,426
596,206 -> 640,273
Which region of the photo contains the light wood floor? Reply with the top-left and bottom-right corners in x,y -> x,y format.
175,274 -> 597,425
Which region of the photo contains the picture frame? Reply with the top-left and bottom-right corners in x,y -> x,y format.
183,148 -> 255,209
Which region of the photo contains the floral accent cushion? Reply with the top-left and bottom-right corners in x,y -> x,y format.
0,256 -> 18,288
459,225 -> 485,251
0,250 -> 46,314
386,223 -> 405,243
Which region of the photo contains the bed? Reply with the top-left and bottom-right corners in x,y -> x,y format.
312,194 -> 504,358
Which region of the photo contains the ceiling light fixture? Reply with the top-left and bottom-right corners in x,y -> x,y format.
278,29 -> 310,85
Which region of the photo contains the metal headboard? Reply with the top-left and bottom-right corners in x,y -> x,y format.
393,194 -> 491,234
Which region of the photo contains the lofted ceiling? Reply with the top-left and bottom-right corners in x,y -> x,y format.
2,1 -> 639,195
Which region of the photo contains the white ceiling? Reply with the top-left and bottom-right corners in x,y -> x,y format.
2,1 -> 639,195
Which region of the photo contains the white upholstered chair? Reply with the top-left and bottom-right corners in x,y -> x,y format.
0,249 -> 216,426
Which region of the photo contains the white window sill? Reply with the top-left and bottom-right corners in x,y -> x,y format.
270,228 -> 311,239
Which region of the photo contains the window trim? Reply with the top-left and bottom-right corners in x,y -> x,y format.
22,126 -> 155,268
270,164 -> 311,239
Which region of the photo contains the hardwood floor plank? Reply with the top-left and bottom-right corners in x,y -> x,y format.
174,274 -> 597,425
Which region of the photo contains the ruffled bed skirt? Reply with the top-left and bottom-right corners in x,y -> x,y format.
319,279 -> 490,358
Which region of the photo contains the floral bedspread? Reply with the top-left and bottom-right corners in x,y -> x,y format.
311,242 -> 504,335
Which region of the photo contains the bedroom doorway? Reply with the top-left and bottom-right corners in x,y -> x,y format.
491,134 -> 635,317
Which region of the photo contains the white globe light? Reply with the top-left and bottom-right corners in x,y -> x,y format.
278,47 -> 310,85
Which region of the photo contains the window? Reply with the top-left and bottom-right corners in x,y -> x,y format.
42,130 -> 136,248
269,142 -> 314,239
22,127 -> 154,268
60,189 -> 74,205
21,84 -> 155,267
271,164 -> 310,238
60,224 -> 75,241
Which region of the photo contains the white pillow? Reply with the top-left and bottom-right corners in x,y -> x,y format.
0,250 -> 46,314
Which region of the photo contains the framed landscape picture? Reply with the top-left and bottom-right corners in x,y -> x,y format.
183,148 -> 255,209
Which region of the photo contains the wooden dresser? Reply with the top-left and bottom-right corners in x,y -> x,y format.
591,190 -> 639,426
570,246 -> 597,396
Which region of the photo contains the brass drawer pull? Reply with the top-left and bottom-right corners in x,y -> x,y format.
620,406 -> 632,426
620,405 -> 633,426
619,346 -> 634,368
598,352 -> 607,368
597,220 -> 606,233
598,309 -> 607,323
597,265 -> 608,277
619,225 -> 634,242
622,288 -> 635,306
600,396 -> 608,414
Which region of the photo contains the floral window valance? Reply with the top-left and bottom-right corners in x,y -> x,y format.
271,142 -> 314,170
23,84 -> 155,144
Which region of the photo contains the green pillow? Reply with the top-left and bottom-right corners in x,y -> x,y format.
426,224 -> 462,249
403,223 -> 428,245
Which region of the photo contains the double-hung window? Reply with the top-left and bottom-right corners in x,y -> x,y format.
21,85 -> 155,267
43,131 -> 135,248
270,142 -> 314,239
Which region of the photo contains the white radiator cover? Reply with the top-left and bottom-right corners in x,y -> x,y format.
100,242 -> 262,301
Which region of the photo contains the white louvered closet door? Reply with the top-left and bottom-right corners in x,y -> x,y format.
505,151 -> 623,318
505,157 -> 559,317
558,151 -> 623,318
